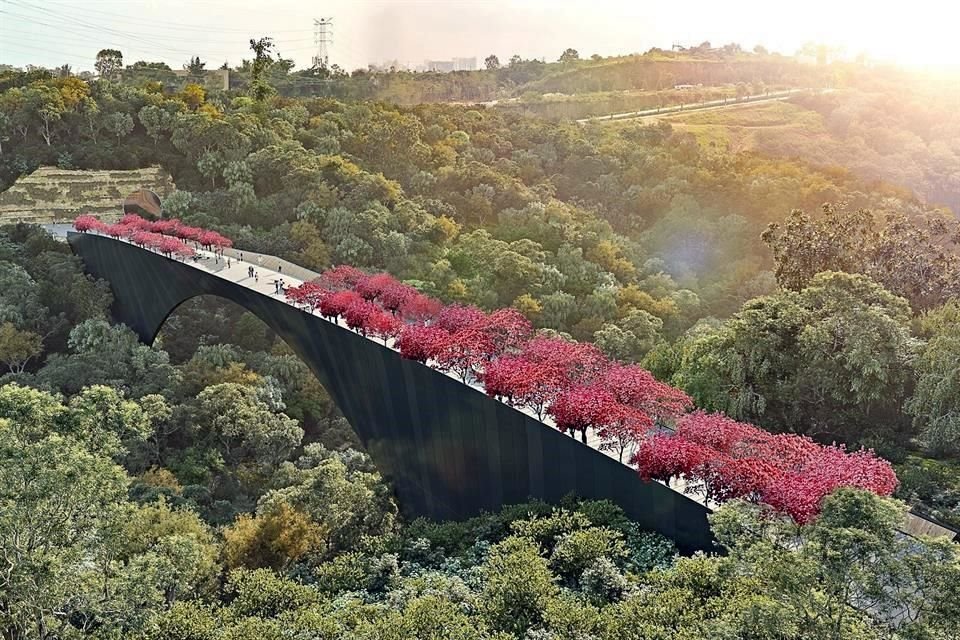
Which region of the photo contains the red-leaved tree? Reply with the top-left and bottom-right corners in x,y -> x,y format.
601,364 -> 691,423
176,225 -> 203,242
344,298 -> 381,335
380,282 -> 421,316
433,325 -> 496,382
285,282 -> 329,312
366,310 -> 403,345
481,355 -> 568,419
520,336 -> 608,384
482,308 -> 533,356
355,273 -> 400,301
548,385 -> 622,443
316,265 -> 367,291
319,290 -> 363,321
399,293 -> 443,322
73,215 -> 101,232
397,324 -> 450,363
119,213 -> 151,229
762,445 -> 899,524
435,304 -> 487,333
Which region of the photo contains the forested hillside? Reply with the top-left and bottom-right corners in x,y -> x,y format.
662,70 -> 960,211
2,44 -> 960,638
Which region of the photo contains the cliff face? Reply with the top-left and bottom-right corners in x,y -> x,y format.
0,166 -> 174,224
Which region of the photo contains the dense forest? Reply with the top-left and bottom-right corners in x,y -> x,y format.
2,42 -> 960,638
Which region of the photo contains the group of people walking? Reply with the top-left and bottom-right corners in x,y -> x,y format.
231,250 -> 289,291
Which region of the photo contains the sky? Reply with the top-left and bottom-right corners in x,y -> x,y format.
2,0 -> 960,73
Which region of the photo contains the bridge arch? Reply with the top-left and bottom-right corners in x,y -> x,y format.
69,232 -> 714,552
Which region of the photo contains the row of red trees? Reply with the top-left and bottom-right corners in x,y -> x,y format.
285,266 -> 898,523
73,214 -> 233,255
633,412 -> 899,522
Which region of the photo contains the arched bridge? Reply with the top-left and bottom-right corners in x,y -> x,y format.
68,232 -> 713,552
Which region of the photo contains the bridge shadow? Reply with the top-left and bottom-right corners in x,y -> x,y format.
69,232 -> 714,553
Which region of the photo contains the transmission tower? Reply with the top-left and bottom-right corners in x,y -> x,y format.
313,17 -> 333,69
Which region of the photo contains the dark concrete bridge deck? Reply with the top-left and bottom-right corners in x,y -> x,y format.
68,231 -> 715,552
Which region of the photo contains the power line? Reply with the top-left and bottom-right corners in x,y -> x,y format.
1,1 -> 246,57
1,1 -> 371,72
0,40 -> 99,66
23,0 -> 315,34
1,3 -> 334,70
0,10 -> 205,58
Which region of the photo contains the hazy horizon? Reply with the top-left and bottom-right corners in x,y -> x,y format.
2,0 -> 960,73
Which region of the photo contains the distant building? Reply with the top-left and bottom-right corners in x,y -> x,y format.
424,57 -> 477,72
425,59 -> 455,72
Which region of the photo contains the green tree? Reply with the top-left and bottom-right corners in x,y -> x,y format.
67,383 -> 153,458
593,309 -> 664,362
673,272 -> 917,445
710,489 -> 960,640
0,87 -> 29,145
480,536 -> 557,635
139,103 -> 176,145
95,48 -> 124,79
25,82 -> 64,145
104,110 -> 135,142
0,384 -> 171,638
907,301 -> 960,455
762,203 -> 960,311
0,260 -> 47,330
353,596 -> 489,640
0,110 -> 10,155
118,498 -> 220,603
79,95 -> 104,143
185,55 -> 207,75
0,321 -> 41,372
258,444 -> 397,556
195,382 -> 303,467
225,568 -> 320,618
38,319 -> 178,397
550,526 -> 627,585
249,37 -> 276,102
559,48 -> 580,63
484,54 -> 501,70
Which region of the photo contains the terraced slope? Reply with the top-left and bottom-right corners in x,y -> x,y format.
0,166 -> 174,224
